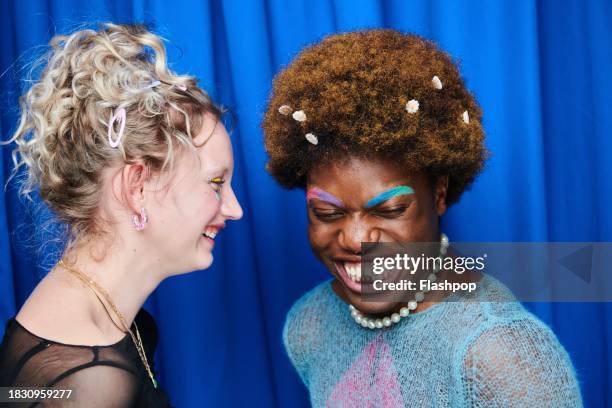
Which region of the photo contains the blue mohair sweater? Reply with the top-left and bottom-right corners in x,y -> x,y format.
283,275 -> 582,407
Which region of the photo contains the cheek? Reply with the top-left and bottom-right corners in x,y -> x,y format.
307,223 -> 334,252
199,190 -> 222,219
380,218 -> 414,241
371,206 -> 419,241
170,186 -> 221,226
380,206 -> 437,242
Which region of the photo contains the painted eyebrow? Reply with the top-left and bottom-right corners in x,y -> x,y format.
306,187 -> 344,207
365,185 -> 415,208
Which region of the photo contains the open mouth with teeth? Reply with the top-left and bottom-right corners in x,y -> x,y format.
334,261 -> 364,293
202,226 -> 220,242
332,259 -> 379,294
344,262 -> 362,282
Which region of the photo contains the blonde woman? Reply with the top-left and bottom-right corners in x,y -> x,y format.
0,24 -> 242,406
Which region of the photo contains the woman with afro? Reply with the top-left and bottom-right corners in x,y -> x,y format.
263,30 -> 581,407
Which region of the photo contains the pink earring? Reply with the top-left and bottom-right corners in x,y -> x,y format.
132,207 -> 148,231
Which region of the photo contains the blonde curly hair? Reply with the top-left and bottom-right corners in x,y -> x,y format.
6,23 -> 221,242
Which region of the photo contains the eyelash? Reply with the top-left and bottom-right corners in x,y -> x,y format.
372,207 -> 407,218
312,206 -> 407,222
208,176 -> 226,192
312,209 -> 345,222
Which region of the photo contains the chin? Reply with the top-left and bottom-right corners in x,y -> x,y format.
334,279 -> 402,316
196,256 -> 214,271
356,301 -> 402,316
175,256 -> 214,276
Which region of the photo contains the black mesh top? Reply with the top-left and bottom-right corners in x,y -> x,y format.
0,309 -> 171,407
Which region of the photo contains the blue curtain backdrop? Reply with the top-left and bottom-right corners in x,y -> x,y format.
1,0 -> 611,407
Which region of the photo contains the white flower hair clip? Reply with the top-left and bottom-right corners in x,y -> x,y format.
278,105 -> 292,115
406,99 -> 419,114
432,76 -> 443,90
278,105 -> 317,145
292,110 -> 307,122
305,133 -> 318,145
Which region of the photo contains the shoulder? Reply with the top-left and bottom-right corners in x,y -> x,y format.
283,280 -> 337,340
50,364 -> 141,406
461,315 -> 573,367
473,274 -> 521,304
282,280 -> 337,384
455,309 -> 582,406
50,363 -> 171,408
463,274 -> 532,319
459,275 -> 577,376
286,280 -> 337,316
14,271 -> 123,345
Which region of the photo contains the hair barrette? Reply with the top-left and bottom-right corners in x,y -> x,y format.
145,80 -> 161,89
143,79 -> 187,92
107,108 -> 126,148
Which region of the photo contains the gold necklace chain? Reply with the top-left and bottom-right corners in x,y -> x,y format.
58,259 -> 158,389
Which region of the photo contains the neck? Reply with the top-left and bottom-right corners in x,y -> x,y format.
60,239 -> 163,333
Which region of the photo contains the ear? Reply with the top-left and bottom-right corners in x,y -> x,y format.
120,163 -> 149,215
435,175 -> 449,216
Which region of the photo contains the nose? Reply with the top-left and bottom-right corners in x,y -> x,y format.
221,186 -> 243,220
337,216 -> 380,254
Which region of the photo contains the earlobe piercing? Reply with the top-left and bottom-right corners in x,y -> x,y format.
132,207 -> 148,231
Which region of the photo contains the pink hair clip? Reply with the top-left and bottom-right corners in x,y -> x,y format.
107,108 -> 126,148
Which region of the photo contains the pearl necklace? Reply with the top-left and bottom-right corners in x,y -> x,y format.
349,233 -> 449,330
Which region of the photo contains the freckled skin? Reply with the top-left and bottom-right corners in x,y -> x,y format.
307,156 -> 458,315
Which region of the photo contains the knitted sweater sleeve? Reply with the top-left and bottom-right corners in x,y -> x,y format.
458,317 -> 582,407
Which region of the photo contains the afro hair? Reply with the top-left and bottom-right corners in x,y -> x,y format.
262,29 -> 487,205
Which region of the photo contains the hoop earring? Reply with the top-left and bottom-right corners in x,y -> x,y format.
132,207 -> 148,231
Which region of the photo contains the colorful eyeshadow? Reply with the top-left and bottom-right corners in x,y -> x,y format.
365,185 -> 414,208
306,187 -> 344,207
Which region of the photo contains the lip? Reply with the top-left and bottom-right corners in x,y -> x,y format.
201,235 -> 215,248
201,224 -> 224,248
205,223 -> 225,232
203,223 -> 225,237
333,256 -> 362,263
333,261 -> 363,293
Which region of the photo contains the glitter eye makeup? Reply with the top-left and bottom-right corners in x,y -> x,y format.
306,187 -> 344,208
208,176 -> 225,200
209,176 -> 224,183
365,185 -> 414,208
208,176 -> 225,189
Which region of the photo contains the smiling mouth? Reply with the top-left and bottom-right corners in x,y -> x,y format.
343,261 -> 362,282
334,261 -> 368,293
202,226 -> 219,240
